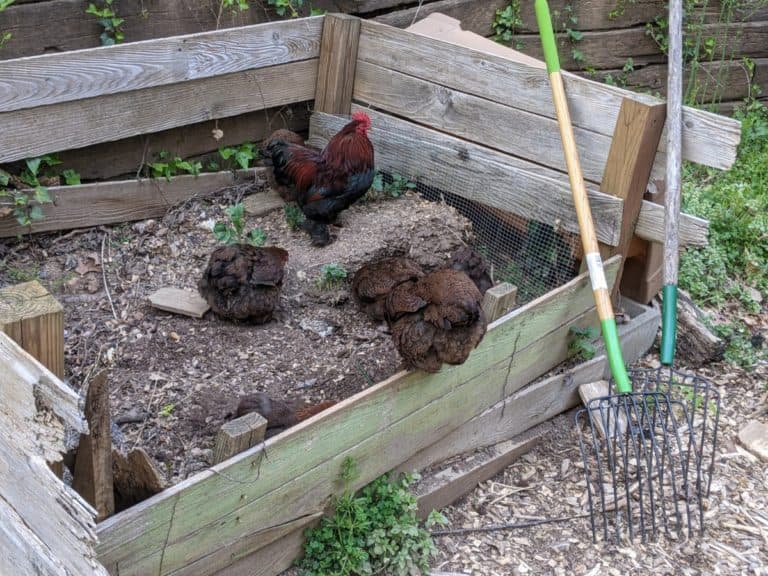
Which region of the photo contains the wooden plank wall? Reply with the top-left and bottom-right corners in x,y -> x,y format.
95,258 -> 622,576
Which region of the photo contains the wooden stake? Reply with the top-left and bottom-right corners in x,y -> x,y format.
597,98 -> 666,300
481,282 -> 518,322
314,14 -> 362,115
213,412 -> 268,465
72,370 -> 115,521
112,448 -> 165,513
0,280 -> 64,379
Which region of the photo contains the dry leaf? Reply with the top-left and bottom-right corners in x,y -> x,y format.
75,253 -> 102,275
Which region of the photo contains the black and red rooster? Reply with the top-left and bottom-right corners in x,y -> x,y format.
263,111 -> 375,246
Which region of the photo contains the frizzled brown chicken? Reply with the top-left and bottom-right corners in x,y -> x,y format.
261,129 -> 307,202
385,268 -> 487,372
198,244 -> 288,323
450,246 -> 493,295
235,392 -> 336,436
351,257 -> 425,321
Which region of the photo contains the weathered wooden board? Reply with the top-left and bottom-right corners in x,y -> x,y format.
0,59 -> 317,163
357,20 -> 741,170
95,258 -> 622,576
0,169 -> 268,238
0,18 -> 322,113
148,288 -> 210,319
57,104 -> 311,181
0,332 -> 107,575
374,0 -> 507,34
213,412 -> 268,465
310,109 -> 709,248
353,60 -> 614,184
314,13 -> 362,115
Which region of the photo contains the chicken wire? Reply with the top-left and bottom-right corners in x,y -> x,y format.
376,168 -> 582,305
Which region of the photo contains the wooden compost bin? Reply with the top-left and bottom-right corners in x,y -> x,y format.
0,12 -> 741,576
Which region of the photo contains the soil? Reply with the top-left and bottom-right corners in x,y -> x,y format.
0,183 -> 476,484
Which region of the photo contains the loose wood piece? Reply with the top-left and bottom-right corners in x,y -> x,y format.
0,17 -> 323,112
0,280 -> 64,378
597,98 -> 667,299
578,380 -> 628,438
310,109 -> 709,248
672,289 -> 725,366
148,288 -> 210,319
481,282 -> 518,322
95,257 -> 624,575
357,20 -> 741,170
314,14 -> 362,115
737,421 -> 768,462
72,370 -> 115,522
0,332 -> 107,576
0,168 -> 267,238
244,190 -> 285,217
415,427 -> 546,519
213,412 -> 268,465
0,59 -> 318,164
112,448 -> 165,514
374,0 -> 507,34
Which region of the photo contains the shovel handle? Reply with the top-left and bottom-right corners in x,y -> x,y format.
535,0 -> 631,393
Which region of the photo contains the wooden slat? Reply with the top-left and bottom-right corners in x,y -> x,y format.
0,17 -> 323,113
353,60 -> 613,184
357,20 -> 741,170
310,109 -> 708,247
311,109 -> 622,246
95,257 -> 622,576
314,13 -> 362,115
0,169 -> 268,238
0,59 -> 318,163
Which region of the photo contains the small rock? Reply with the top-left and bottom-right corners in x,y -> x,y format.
296,378 -> 318,389
738,421 -> 768,462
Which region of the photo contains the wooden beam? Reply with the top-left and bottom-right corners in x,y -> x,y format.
72,370 -> 115,522
357,20 -> 741,170
310,109 -> 709,248
0,59 -> 318,164
597,98 -> 667,299
620,187 -> 666,303
213,413 -> 268,465
0,17 -> 323,113
314,14 -> 362,115
0,281 -> 64,379
0,169 -> 268,238
481,282 -> 518,322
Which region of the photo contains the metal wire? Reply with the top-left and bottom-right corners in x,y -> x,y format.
577,367 -> 720,544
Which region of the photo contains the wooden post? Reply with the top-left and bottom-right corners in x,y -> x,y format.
597,98 -> 667,301
314,14 -> 362,115
620,186 -> 665,304
0,280 -> 64,379
481,282 -> 518,322
213,412 -> 268,465
72,370 -> 115,521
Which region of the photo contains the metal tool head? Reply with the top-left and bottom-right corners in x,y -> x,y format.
576,371 -> 719,544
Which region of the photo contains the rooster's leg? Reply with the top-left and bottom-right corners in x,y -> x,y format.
300,219 -> 333,247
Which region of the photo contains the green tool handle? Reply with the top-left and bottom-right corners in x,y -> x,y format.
535,0 -> 631,394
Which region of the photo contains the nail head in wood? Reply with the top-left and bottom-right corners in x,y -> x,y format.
213,412 -> 268,465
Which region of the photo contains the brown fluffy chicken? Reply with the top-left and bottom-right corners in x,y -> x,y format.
235,392 -> 336,436
351,256 -> 425,321
261,129 -> 306,202
198,244 -> 288,323
450,246 -> 493,295
385,268 -> 487,373
263,111 -> 375,246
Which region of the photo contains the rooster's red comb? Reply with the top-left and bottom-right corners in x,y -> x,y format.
351,111 -> 371,126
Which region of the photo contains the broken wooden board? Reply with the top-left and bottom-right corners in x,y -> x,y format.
738,421 -> 768,462
112,448 -> 165,514
243,190 -> 285,217
148,288 -> 210,319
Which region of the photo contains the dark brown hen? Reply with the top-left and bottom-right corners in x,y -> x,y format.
450,245 -> 493,295
385,268 -> 487,372
351,257 -> 425,321
198,244 -> 288,323
235,392 -> 336,436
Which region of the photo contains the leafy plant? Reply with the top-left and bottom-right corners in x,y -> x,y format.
284,203 -> 305,230
298,458 -> 447,576
0,0 -> 14,49
367,171 -> 416,201
213,202 -> 266,246
268,0 -> 303,17
0,156 -> 62,227
149,151 -> 203,181
568,325 -> 599,362
316,263 -> 347,290
159,403 -> 175,417
86,0 -> 125,45
218,142 -> 258,170
492,1 -> 524,49
62,169 -> 82,186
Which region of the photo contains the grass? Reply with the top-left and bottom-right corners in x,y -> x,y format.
679,100 -> 768,367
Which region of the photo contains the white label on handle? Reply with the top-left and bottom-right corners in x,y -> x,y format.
585,252 -> 608,291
